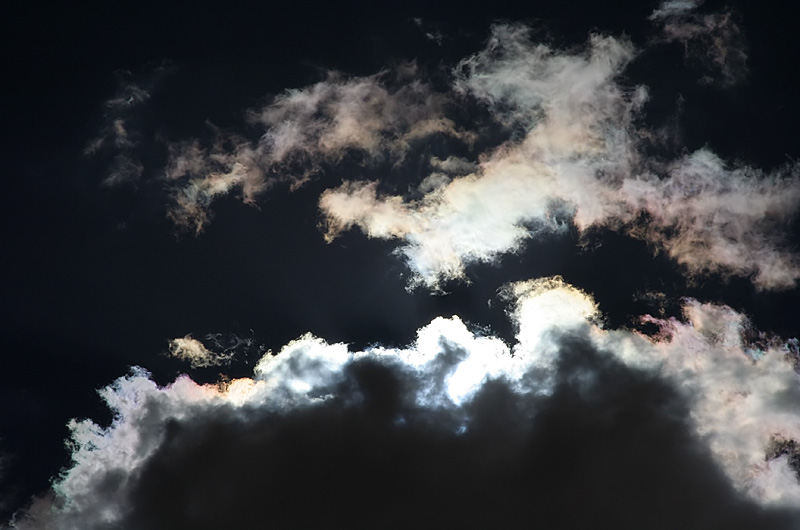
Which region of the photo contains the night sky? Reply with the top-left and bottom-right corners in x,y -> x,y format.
2,1 -> 800,528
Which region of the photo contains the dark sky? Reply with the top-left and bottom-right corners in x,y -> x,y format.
2,1 -> 800,528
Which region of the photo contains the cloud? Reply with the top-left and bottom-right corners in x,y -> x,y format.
167,333 -> 263,369
83,71 -> 154,187
616,300 -> 800,505
650,0 -> 747,86
167,335 -> 232,368
320,26 -> 641,289
87,14 -> 795,291
163,69 -> 472,233
623,150 -> 800,290
8,278 -> 800,529
319,23 -> 798,291
649,0 -> 703,20
0,446 -> 14,517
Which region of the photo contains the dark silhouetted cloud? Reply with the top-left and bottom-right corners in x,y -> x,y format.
8,279 -> 800,528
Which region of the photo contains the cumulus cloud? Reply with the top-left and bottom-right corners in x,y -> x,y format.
8,278 -> 800,529
319,23 -> 798,290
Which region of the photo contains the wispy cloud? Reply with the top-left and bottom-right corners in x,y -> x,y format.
8,279 -> 800,528
320,23 -> 797,291
650,0 -> 747,86
321,26 -> 641,289
87,10 -> 794,291
83,71 -> 155,187
163,68 -> 472,233
167,335 -> 232,368
167,333 -> 263,368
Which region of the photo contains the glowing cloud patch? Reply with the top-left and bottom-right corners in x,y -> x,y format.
167,335 -> 233,368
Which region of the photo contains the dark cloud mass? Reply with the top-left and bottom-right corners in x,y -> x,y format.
3,0 -> 800,528
115,349 -> 797,530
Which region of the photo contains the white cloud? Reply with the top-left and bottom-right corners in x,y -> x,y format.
320,24 -> 797,291
650,1 -> 747,86
318,27 -> 643,289
626,300 -> 800,505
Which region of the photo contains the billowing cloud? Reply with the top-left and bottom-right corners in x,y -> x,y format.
320,24 -> 798,291
8,278 -> 800,529
630,300 -> 800,505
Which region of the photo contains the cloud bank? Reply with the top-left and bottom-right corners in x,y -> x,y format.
8,279 -> 800,529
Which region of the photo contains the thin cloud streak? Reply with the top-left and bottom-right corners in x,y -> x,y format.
90,12 -> 796,291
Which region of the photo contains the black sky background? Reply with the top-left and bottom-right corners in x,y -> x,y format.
2,0 -> 800,525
